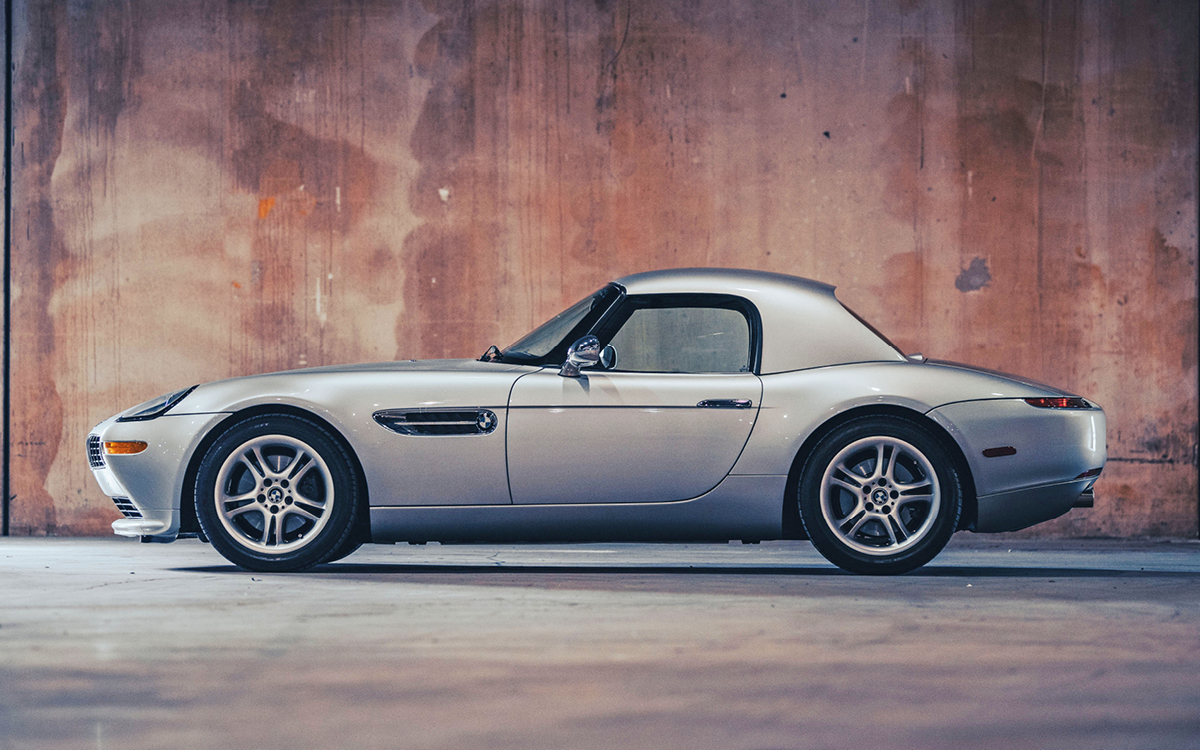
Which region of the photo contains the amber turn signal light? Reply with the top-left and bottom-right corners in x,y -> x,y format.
104,441 -> 148,455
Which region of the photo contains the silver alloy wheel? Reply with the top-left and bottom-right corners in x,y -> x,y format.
819,436 -> 941,556
213,434 -> 335,554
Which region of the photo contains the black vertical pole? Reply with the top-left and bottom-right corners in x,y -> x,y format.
2,0 -> 12,536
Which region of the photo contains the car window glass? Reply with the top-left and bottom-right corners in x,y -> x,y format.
608,307 -> 750,373
502,288 -> 607,360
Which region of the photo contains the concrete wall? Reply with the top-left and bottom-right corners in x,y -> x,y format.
6,0 -> 1197,537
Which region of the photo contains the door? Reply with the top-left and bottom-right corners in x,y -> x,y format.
506,297 -> 763,504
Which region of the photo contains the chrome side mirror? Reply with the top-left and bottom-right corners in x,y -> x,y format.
559,335 -> 601,378
599,344 -> 618,370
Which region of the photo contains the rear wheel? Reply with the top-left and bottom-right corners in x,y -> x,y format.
798,416 -> 961,575
195,414 -> 361,572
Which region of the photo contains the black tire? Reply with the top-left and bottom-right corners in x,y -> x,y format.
322,532 -> 365,564
195,414 -> 361,572
798,416 -> 961,575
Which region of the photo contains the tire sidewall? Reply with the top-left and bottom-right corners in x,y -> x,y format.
798,416 -> 961,575
195,414 -> 359,572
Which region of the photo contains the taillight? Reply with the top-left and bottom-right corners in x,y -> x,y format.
1024,397 -> 1090,409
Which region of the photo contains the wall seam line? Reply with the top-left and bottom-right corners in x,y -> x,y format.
3,0 -> 12,536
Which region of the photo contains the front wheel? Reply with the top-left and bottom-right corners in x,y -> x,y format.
798,416 -> 961,575
195,414 -> 361,572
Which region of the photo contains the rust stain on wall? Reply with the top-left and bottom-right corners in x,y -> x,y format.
9,0 -> 68,534
398,0 -> 487,359
8,0 -> 1198,537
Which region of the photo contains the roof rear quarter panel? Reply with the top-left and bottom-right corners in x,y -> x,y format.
732,361 -> 1068,476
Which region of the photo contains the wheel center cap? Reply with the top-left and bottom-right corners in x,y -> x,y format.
872,489 -> 888,503
268,488 -> 284,502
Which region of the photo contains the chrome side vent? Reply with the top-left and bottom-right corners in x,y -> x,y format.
111,497 -> 142,519
87,435 -> 105,468
373,409 -> 499,436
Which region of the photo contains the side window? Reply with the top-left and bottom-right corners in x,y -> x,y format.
607,306 -> 751,373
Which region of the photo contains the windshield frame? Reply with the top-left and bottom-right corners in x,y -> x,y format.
498,284 -> 625,366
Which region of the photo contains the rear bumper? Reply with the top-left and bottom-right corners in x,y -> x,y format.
974,477 -> 1098,533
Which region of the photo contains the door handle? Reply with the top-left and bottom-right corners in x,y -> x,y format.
696,399 -> 753,409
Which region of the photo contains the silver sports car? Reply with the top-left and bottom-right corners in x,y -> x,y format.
86,269 -> 1105,574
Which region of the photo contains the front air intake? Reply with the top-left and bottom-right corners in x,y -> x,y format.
111,497 -> 142,519
87,435 -> 105,468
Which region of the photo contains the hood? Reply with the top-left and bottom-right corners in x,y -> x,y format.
268,358 -> 534,375
171,358 -> 540,415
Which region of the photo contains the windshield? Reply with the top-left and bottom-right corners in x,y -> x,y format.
501,285 -> 621,364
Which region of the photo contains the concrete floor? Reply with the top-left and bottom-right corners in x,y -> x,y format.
1,536 -> 1198,750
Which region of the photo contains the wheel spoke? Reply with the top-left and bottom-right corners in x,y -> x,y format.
221,491 -> 258,507
888,514 -> 909,543
281,451 -> 307,479
841,510 -> 869,537
242,448 -> 268,478
883,516 -> 899,546
290,458 -> 318,486
898,481 -> 933,496
286,505 -> 320,523
835,460 -> 868,483
879,444 -> 896,482
225,502 -> 262,519
829,476 -> 864,495
274,515 -> 286,546
895,494 -> 930,508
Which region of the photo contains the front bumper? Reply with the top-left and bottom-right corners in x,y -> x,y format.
87,412 -> 231,541
112,514 -> 178,542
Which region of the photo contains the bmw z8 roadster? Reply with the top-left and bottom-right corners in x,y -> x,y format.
87,268 -> 1105,574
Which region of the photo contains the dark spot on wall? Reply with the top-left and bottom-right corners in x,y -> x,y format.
955,257 -> 992,292
73,2 -> 140,142
1150,228 -> 1185,285
958,108 -> 1035,158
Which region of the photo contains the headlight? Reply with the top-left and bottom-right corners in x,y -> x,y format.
116,386 -> 198,422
